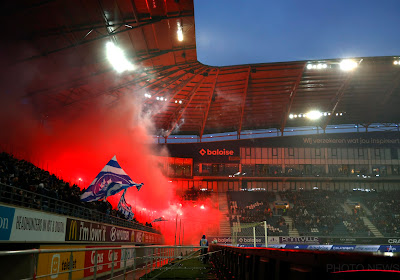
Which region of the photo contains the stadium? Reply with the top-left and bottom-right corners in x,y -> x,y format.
0,0 -> 400,279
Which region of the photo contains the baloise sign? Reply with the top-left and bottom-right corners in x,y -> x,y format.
165,141 -> 240,163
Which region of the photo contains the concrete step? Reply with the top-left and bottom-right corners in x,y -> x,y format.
282,216 -> 299,236
361,217 -> 384,237
360,202 -> 372,216
342,203 -> 353,215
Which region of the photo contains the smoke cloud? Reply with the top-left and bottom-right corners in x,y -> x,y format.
0,50 -> 221,245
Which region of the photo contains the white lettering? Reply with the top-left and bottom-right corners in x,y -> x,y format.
0,217 -> 9,229
91,251 -> 104,264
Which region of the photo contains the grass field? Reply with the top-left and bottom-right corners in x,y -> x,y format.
139,251 -> 217,279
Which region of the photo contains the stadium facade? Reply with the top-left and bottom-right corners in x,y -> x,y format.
159,131 -> 400,193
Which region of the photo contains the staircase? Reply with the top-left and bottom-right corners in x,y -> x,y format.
282,216 -> 299,236
217,192 -> 231,236
360,202 -> 373,215
342,203 -> 353,214
362,216 -> 384,237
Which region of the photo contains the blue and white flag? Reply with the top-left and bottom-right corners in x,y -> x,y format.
118,190 -> 135,220
80,155 -> 143,202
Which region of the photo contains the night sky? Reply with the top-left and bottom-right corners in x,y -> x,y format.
194,0 -> 400,66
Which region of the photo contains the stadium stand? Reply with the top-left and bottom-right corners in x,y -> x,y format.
0,152 -> 158,233
227,191 -> 289,236
225,189 -> 400,237
361,191 -> 400,236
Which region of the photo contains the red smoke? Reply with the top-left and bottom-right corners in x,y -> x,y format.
0,59 -> 221,245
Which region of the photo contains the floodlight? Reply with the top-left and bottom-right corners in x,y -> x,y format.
306,110 -> 322,120
394,60 -> 399,65
289,114 -> 294,119
340,59 -> 357,71
106,42 -> 134,73
177,22 -> 183,41
307,64 -> 313,70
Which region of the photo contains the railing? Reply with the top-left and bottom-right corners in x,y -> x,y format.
0,245 -> 205,280
0,183 -> 159,234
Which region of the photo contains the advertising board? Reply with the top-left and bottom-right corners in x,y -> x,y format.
37,245 -> 85,280
0,204 -> 66,242
0,204 -> 15,241
84,246 -> 122,277
65,218 -> 161,244
10,208 -> 66,242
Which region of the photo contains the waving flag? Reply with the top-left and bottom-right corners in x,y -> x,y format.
80,155 -> 143,202
118,190 -> 135,220
152,217 -> 168,223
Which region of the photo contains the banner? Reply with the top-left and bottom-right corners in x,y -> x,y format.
37,245 -> 136,280
354,245 -> 380,252
279,236 -> 320,244
0,204 -> 67,242
37,245 -> 85,280
284,244 -> 309,249
307,245 -> 333,250
84,246 -> 122,277
208,235 -> 400,246
331,245 -> 356,251
0,204 -> 15,241
83,246 -> 135,277
320,237 -> 399,245
10,208 -> 66,242
379,245 -> 400,252
65,218 -> 161,244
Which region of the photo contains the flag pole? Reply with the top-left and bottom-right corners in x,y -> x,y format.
182,224 -> 184,246
178,219 -> 181,245
174,214 -> 178,246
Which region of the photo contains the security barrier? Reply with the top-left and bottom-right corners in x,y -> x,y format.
0,203 -> 162,244
0,245 -> 203,280
0,183 -> 158,234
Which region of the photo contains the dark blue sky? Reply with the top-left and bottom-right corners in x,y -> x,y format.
194,0 -> 400,66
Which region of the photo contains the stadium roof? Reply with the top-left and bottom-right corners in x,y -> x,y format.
3,0 -> 400,139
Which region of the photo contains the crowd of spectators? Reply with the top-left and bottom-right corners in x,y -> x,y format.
283,190 -> 373,236
363,191 -> 400,236
227,189 -> 396,237
228,191 -> 288,236
0,152 -> 156,232
282,190 -> 347,236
